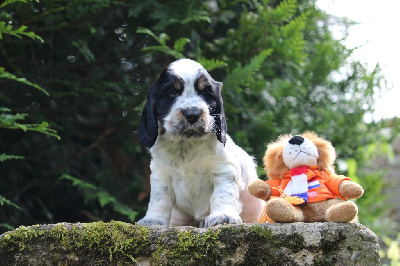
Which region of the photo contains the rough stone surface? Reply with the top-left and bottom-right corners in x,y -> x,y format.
0,221 -> 379,265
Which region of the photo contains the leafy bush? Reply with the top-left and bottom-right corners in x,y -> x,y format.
0,0 -> 392,233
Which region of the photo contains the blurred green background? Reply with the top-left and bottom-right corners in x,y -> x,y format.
0,0 -> 399,263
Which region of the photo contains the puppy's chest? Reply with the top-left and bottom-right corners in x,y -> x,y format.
171,167 -> 214,217
163,150 -> 218,214
152,139 -> 225,211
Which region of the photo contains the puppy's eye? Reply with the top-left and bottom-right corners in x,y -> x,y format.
169,89 -> 179,97
199,86 -> 212,96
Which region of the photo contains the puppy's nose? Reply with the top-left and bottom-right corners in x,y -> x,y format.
182,107 -> 202,124
288,136 -> 304,145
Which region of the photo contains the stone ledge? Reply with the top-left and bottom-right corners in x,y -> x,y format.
0,221 -> 379,265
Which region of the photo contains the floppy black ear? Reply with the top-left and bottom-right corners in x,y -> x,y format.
214,82 -> 227,145
214,112 -> 227,145
138,85 -> 159,148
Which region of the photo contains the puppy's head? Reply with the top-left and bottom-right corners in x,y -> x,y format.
138,59 -> 226,148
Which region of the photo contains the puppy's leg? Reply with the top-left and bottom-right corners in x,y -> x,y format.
138,173 -> 174,226
205,168 -> 242,228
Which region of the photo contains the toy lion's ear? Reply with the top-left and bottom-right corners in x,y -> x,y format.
263,134 -> 291,179
303,131 -> 336,173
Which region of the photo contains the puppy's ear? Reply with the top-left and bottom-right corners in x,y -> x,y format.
214,112 -> 227,145
138,84 -> 159,148
214,82 -> 227,145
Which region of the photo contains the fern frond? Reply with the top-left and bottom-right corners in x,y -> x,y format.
181,14 -> 211,24
137,27 -> 188,59
71,40 -> 95,62
197,58 -> 227,71
224,49 -> 272,92
0,67 -> 49,95
0,22 -> 43,42
0,108 -> 60,139
281,11 -> 308,37
61,174 -> 97,190
0,223 -> 15,231
0,153 -> 24,162
269,0 -> 297,23
0,0 -> 28,9
61,174 -> 139,222
173,38 -> 191,53
0,194 -> 21,210
280,12 -> 308,62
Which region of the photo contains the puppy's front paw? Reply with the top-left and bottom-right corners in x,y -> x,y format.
137,218 -> 168,226
204,212 -> 242,228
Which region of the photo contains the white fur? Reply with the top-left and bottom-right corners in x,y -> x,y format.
169,58 -> 204,89
283,137 -> 318,169
138,59 -> 264,227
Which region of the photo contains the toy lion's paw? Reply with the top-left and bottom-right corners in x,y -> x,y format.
266,198 -> 304,223
247,179 -> 271,200
325,201 -> 358,222
339,180 -> 364,199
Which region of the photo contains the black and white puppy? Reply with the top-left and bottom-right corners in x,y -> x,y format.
137,59 -> 264,227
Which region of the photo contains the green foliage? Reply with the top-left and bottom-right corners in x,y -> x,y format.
61,175 -> 138,222
0,194 -> 21,231
137,27 -> 191,59
0,67 -> 48,95
0,153 -> 24,162
356,171 -> 389,234
0,194 -> 20,210
0,0 -> 29,9
381,233 -> 400,265
0,107 -> 59,139
0,0 -> 59,232
345,141 -> 396,236
224,49 -> 273,94
0,22 -> 43,42
196,58 -> 227,71
0,0 -> 397,237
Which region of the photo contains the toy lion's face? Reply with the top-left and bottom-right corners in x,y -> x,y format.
263,131 -> 336,180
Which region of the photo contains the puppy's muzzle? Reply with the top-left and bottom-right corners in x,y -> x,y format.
181,107 -> 203,125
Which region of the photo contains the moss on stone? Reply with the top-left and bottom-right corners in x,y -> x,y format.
0,225 -> 44,251
0,221 -> 152,264
0,222 -> 380,265
152,227 -> 221,265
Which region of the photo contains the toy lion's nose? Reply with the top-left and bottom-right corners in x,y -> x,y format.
289,136 -> 304,145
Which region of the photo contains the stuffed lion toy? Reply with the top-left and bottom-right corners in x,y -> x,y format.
248,132 -> 364,223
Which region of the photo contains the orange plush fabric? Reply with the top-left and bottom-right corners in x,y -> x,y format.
266,166 -> 350,203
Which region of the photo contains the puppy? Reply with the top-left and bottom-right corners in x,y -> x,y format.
137,59 -> 264,227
